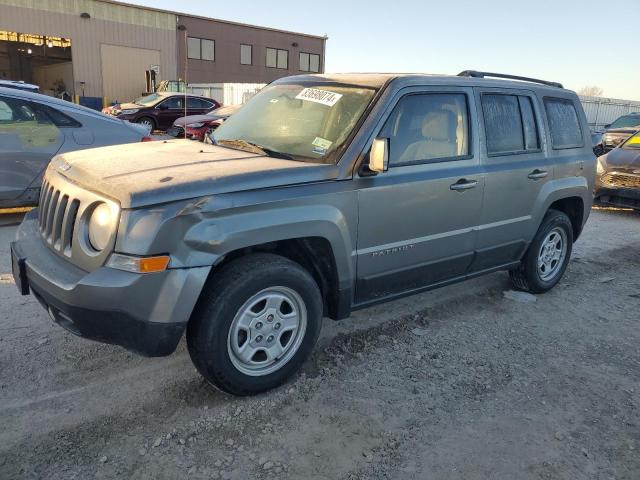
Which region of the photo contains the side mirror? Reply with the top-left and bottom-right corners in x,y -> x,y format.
368,137 -> 389,173
604,123 -> 611,129
157,104 -> 169,110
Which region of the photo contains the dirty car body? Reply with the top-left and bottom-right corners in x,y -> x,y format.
12,73 -> 595,395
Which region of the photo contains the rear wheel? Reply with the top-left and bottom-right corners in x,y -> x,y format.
187,253 -> 323,396
509,209 -> 573,293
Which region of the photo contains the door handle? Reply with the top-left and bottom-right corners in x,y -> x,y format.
450,179 -> 478,191
527,169 -> 548,180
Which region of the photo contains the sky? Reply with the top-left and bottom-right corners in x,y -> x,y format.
128,0 -> 639,100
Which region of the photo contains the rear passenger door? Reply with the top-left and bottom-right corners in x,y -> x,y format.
471,89 -> 550,271
355,87 -> 484,303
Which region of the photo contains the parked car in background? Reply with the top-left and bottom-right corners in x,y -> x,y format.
595,130 -> 640,210
11,71 -> 595,396
599,113 -> 640,152
0,80 -> 40,93
168,104 -> 240,141
0,86 -> 151,208
107,92 -> 219,132
591,130 -> 605,157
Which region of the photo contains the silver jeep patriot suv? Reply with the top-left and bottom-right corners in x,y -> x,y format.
11,71 -> 595,395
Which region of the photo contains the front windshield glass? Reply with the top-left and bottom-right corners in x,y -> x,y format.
622,132 -> 640,149
134,93 -> 162,106
610,115 -> 640,129
212,83 -> 377,163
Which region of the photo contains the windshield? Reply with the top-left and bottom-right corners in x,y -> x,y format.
134,93 -> 162,106
212,83 -> 377,163
610,115 -> 640,129
622,131 -> 640,149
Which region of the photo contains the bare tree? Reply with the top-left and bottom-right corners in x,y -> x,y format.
578,86 -> 604,97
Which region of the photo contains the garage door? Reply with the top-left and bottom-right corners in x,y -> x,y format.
100,44 -> 160,103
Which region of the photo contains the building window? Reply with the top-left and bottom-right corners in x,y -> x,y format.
188,37 -> 215,61
299,52 -> 320,73
201,39 -> 215,61
187,37 -> 200,59
266,47 -> 288,69
240,44 -> 252,65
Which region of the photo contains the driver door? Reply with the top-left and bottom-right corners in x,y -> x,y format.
354,87 -> 484,304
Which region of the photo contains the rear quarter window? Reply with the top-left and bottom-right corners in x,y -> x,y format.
544,98 -> 583,149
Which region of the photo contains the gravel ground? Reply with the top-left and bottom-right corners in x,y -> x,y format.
0,207 -> 639,480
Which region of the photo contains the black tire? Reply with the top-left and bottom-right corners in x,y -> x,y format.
509,209 -> 573,294
187,253 -> 323,396
135,116 -> 156,132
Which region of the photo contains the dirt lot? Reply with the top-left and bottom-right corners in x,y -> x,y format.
0,208 -> 639,480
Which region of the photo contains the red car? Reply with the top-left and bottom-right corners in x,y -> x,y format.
167,104 -> 240,141
103,92 -> 220,132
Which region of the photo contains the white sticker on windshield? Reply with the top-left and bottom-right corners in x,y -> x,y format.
296,88 -> 343,107
312,137 -> 333,149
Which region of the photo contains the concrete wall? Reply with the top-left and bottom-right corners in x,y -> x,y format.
176,15 -> 325,84
0,0 -> 177,98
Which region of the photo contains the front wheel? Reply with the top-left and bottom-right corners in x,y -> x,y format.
187,253 -> 323,396
509,209 -> 573,293
136,116 -> 155,133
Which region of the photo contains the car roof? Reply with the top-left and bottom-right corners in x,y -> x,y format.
0,79 -> 39,91
0,86 -> 122,122
275,73 -> 574,95
154,92 -> 212,99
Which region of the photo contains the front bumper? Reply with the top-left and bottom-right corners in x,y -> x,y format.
594,182 -> 640,210
13,211 -> 210,356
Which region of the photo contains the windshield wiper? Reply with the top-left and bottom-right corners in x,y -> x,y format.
215,139 -> 293,160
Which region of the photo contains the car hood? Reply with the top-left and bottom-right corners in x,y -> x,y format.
605,127 -> 639,135
49,140 -> 338,208
173,114 -> 219,127
603,147 -> 640,170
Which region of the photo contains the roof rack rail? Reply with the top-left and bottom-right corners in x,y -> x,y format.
457,70 -> 563,89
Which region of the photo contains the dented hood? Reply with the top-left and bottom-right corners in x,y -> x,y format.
49,140 -> 338,208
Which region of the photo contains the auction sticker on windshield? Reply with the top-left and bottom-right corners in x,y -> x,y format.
296,88 -> 343,107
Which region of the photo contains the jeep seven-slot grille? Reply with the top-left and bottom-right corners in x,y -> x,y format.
38,179 -> 80,256
603,173 -> 640,189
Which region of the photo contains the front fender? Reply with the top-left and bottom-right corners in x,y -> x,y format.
117,189 -> 358,292
181,202 -> 356,291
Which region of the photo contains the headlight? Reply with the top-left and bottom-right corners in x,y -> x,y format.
596,157 -> 606,175
120,108 -> 139,115
88,203 -> 115,251
186,122 -> 205,128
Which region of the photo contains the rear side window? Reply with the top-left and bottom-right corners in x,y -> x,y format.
187,97 -> 214,109
544,98 -> 583,149
39,104 -> 81,128
481,94 -> 539,155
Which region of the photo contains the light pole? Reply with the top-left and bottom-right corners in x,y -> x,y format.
177,24 -> 188,140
